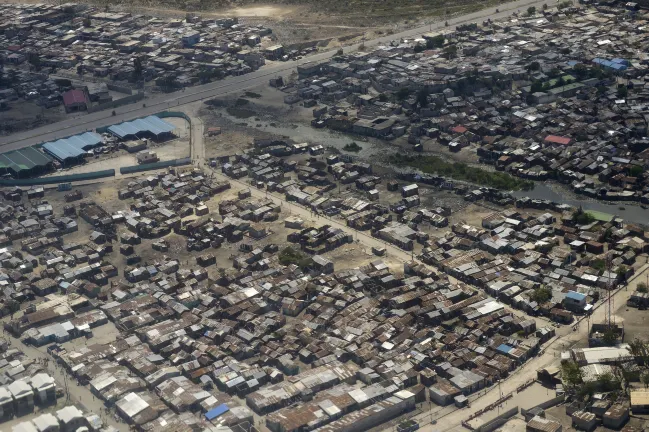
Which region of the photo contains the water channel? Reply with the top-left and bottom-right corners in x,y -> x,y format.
513,183 -> 649,225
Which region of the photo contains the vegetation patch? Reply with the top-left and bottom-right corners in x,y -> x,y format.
279,247 -> 313,270
342,142 -> 362,153
389,153 -> 534,190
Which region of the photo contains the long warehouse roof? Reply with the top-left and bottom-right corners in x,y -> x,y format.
42,132 -> 103,161
0,147 -> 52,173
107,115 -> 175,138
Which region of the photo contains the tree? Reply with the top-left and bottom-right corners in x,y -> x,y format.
527,61 -> 540,72
617,85 -> 628,98
638,282 -> 648,293
530,286 -> 552,303
426,34 -> 445,49
132,57 -> 144,82
396,87 -> 411,101
527,6 -> 536,15
591,259 -> 606,274
562,360 -> 583,389
27,53 -> 41,71
414,44 -> 424,53
573,206 -> 595,225
83,17 -> 91,27
642,372 -> 649,388
617,265 -> 628,280
8,69 -> 17,84
629,338 -> 649,367
378,93 -> 389,102
278,247 -> 313,270
573,63 -> 588,79
443,45 -> 458,59
161,75 -> 178,92
542,3 -> 548,10
197,68 -> 214,84
629,165 -> 643,178
530,80 -> 543,93
597,372 -> 617,391
602,327 -> 618,346
416,89 -> 429,107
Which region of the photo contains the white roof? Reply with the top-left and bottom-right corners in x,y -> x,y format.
117,393 -> 149,418
8,380 -> 32,398
32,413 -> 59,430
57,405 -> 84,424
349,389 -> 369,404
30,373 -> 55,390
12,422 -> 38,432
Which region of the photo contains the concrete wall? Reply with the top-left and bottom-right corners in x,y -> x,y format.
520,395 -> 565,417
106,83 -> 134,95
474,407 -> 519,432
87,92 -> 144,113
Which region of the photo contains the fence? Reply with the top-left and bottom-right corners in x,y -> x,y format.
156,111 -> 191,122
87,92 -> 144,113
0,169 -> 115,186
107,83 -> 134,95
520,396 -> 565,418
472,407 -> 519,432
119,158 -> 191,175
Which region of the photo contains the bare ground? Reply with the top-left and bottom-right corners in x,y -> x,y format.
0,101 -> 67,137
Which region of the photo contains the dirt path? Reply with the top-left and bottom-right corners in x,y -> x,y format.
0,328 -> 130,431
413,262 -> 649,432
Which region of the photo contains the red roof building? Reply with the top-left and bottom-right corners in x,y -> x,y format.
452,125 -> 468,134
544,135 -> 572,146
62,89 -> 88,113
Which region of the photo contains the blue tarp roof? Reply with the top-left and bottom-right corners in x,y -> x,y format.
592,58 -> 628,71
496,344 -> 513,354
611,58 -> 630,66
566,291 -> 586,301
42,132 -> 103,161
205,404 -> 229,420
107,115 -> 175,138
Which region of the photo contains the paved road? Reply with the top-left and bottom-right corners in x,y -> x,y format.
0,0 -> 555,151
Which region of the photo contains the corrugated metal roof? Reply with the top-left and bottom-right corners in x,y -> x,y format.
107,115 -> 175,138
0,146 -> 52,172
205,403 -> 229,420
42,132 -> 103,161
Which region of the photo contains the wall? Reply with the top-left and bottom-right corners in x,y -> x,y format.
106,83 -> 134,95
520,395 -> 565,417
473,407 -> 519,432
87,92 -> 144,113
0,169 -> 115,186
119,157 -> 191,174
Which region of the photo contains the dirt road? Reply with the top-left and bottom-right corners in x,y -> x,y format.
412,262 -> 649,432
1,329 -> 130,431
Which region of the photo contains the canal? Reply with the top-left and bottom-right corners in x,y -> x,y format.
513,183 -> 649,225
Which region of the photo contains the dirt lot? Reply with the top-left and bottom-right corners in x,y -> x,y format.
67,0 -> 506,49
0,100 -> 67,137
613,293 -> 649,343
